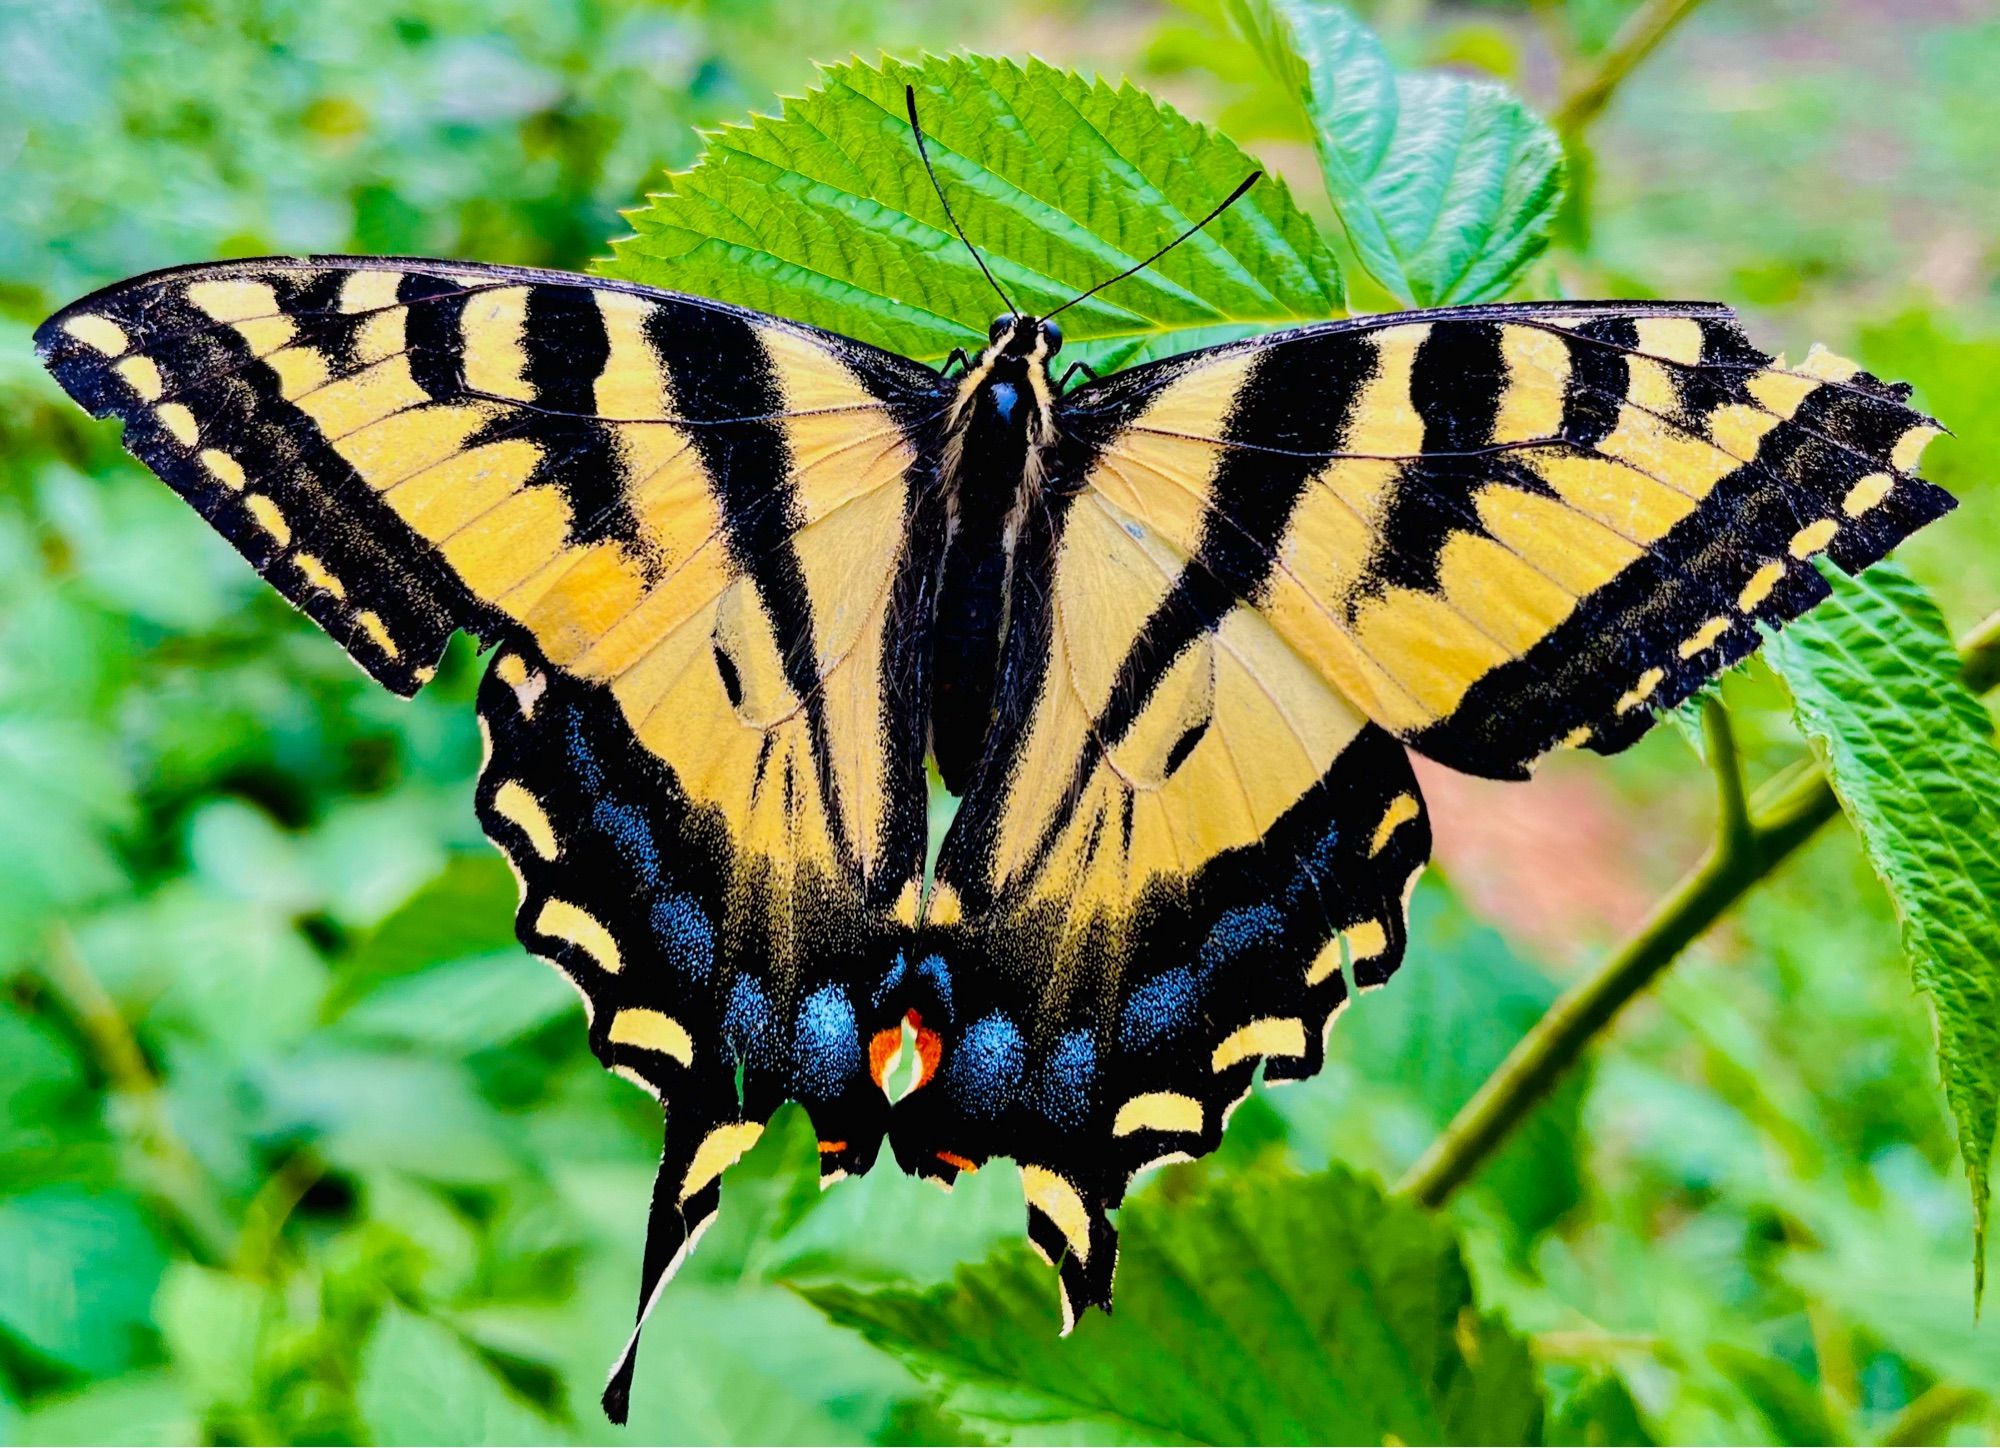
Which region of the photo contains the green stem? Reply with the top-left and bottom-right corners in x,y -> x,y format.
1397,618 -> 2000,1208
43,927 -> 236,1259
1551,0 -> 1710,136
1876,1383 -> 1988,1447
1704,696 -> 1754,867
1959,609 -> 2000,695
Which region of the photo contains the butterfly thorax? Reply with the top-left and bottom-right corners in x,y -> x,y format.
932,315 -> 1061,793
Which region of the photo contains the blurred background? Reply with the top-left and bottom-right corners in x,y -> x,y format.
1,0 -> 1995,1441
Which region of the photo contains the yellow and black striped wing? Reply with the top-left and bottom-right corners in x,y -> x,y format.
1067,301 -> 1950,775
894,300 -> 1948,1330
36,257 -> 948,1418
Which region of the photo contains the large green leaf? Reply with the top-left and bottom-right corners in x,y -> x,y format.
0,1190 -> 167,1378
1228,0 -> 1564,306
1766,561 -> 2000,1291
358,1302 -> 562,1445
604,52 -> 1345,373
803,1166 -> 1542,1445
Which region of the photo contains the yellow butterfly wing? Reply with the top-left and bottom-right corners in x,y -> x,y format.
894,301 -> 1948,1328
37,257 -> 948,1417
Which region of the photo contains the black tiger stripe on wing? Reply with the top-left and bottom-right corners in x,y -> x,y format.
1404,319 -> 1950,773
1051,302 -> 1948,779
40,268 -> 480,689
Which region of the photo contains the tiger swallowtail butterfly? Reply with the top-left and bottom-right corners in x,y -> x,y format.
36,84 -> 1950,1424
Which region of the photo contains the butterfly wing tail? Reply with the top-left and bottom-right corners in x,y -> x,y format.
601,1109 -> 750,1425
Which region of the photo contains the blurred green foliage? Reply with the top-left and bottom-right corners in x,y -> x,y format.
2,0 -> 1997,1443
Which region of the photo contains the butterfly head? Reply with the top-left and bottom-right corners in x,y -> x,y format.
986,313 -> 1062,364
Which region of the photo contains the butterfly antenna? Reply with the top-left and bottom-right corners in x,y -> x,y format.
905,84 -> 1017,317
1044,170 -> 1263,322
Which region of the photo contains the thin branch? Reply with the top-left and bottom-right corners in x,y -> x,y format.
1960,609 -> 2000,695
1397,617 -> 2000,1209
1551,0 -> 1711,136
1703,696 -> 1755,869
1877,1383 -> 1988,1447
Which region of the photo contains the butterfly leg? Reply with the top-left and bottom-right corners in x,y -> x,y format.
1056,360 -> 1099,392
941,347 -> 973,378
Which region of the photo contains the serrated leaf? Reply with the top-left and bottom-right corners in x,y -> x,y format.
1766,561 -> 2000,1294
803,1166 -> 1542,1445
604,52 -> 1344,373
1229,0 -> 1564,305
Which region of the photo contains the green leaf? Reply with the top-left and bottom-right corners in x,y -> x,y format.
604,52 -> 1345,373
1546,1369 -> 1656,1447
10,1373 -> 196,1447
1766,560 -> 2000,1294
1229,0 -> 1565,305
358,1302 -> 563,1445
1783,1242 -> 2000,1397
333,950 -> 576,1054
258,1049 -> 522,1186
803,1166 -> 1542,1445
336,852 -> 522,1006
155,1263 -> 272,1412
1706,1345 -> 1842,1447
0,1189 -> 168,1377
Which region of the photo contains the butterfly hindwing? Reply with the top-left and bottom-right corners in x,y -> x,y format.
897,299 -> 1946,1329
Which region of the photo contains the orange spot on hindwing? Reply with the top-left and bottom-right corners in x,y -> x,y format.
868,1010 -> 944,1098
868,1027 -> 903,1093
911,1013 -> 942,1092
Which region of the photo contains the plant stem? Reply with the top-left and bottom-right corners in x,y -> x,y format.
1552,0 -> 1710,135
1398,618 -> 2000,1208
42,927 -> 236,1259
1704,697 -> 1754,866
1959,609 -> 2000,694
1877,1383 -> 1987,1447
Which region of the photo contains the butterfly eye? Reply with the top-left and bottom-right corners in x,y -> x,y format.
988,315 -> 1013,344
1041,320 -> 1063,356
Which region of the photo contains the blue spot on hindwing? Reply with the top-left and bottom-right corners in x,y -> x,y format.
944,1013 -> 1024,1119
650,894 -> 714,982
1022,1029 -> 1095,1128
872,950 -> 909,1010
562,710 -> 604,793
914,954 -> 954,1024
723,976 -> 775,1068
1121,967 -> 1199,1052
794,986 -> 861,1100
1196,904 -> 1286,978
594,798 -> 659,879
1285,821 -> 1343,906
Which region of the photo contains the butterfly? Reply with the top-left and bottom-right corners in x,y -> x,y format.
36,84 -> 1950,1424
